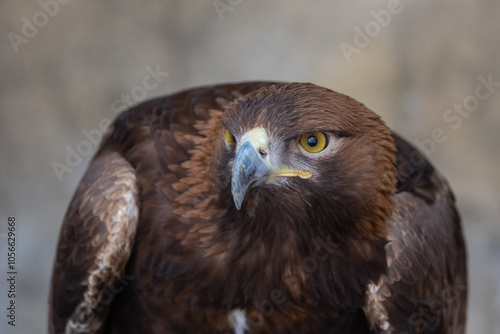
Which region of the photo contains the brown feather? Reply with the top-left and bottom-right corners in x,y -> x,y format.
49,151 -> 139,333
49,81 -> 466,334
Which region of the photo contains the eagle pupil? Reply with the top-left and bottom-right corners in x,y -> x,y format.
307,136 -> 318,147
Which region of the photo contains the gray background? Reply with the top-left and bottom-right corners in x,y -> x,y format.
1,1 -> 499,333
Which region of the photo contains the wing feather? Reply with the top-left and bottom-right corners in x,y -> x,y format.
364,136 -> 467,334
49,151 -> 139,334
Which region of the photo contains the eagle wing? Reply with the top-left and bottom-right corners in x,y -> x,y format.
49,150 -> 139,334
364,134 -> 467,333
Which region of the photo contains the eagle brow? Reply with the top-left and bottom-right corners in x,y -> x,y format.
284,129 -> 340,141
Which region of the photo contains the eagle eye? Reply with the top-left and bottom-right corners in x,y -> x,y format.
225,129 -> 236,148
298,132 -> 328,153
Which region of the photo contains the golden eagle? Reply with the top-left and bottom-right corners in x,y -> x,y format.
49,82 -> 467,333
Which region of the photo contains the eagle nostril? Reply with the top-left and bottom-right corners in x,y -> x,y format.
258,148 -> 267,157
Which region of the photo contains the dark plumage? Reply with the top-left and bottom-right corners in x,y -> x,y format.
49,82 -> 467,334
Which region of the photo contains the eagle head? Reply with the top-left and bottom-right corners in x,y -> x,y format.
219,82 -> 397,241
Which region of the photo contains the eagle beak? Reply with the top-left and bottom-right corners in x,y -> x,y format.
230,128 -> 313,210
231,140 -> 271,210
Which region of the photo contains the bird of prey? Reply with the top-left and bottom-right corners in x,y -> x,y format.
49,82 -> 467,334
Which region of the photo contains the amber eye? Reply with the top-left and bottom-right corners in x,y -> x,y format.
225,129 -> 236,148
298,132 -> 328,153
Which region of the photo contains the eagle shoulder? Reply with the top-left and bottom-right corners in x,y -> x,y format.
364,135 -> 467,333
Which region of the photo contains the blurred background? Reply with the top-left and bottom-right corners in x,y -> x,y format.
0,1 -> 499,333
